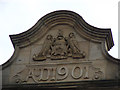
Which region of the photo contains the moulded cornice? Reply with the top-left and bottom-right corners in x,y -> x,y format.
9,10 -> 114,51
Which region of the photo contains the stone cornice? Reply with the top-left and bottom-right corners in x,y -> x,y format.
2,79 -> 120,89
9,10 -> 114,51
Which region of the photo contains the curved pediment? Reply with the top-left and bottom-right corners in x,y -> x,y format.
10,10 -> 113,51
2,10 -> 120,89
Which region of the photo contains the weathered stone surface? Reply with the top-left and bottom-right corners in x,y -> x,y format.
1,10 -> 120,89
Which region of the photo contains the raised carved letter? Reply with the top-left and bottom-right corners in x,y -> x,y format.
71,66 -> 83,79
50,67 -> 56,81
39,68 -> 50,81
57,66 -> 69,80
83,66 -> 89,79
25,68 -> 38,83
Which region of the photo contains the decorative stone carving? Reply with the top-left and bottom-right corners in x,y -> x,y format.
90,66 -> 104,80
33,30 -> 86,61
12,64 -> 104,84
2,10 -> 120,90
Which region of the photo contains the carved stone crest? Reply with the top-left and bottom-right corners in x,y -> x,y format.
33,30 -> 86,61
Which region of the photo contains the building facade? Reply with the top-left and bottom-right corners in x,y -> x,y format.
1,10 -> 120,90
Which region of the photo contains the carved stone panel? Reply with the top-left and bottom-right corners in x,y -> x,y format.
33,30 -> 86,61
2,10 -> 120,89
11,62 -> 104,84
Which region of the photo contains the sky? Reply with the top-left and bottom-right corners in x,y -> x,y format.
0,0 -> 119,65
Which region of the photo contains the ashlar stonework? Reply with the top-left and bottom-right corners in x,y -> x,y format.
1,10 -> 120,90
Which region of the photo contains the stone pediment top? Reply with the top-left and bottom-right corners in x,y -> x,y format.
10,10 -> 113,51
2,11 -> 120,88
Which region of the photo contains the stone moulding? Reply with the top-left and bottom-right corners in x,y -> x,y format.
2,10 -> 119,69
2,80 -> 120,89
9,10 -> 113,51
1,10 -> 120,90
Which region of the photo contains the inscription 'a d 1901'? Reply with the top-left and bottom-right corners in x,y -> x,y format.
12,64 -> 103,84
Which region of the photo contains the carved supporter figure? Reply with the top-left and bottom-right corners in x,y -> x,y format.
67,33 -> 85,59
33,35 -> 53,60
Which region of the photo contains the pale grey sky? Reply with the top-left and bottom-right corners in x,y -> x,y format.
0,0 -> 119,64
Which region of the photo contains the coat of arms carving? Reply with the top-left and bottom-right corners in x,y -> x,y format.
33,30 -> 86,61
